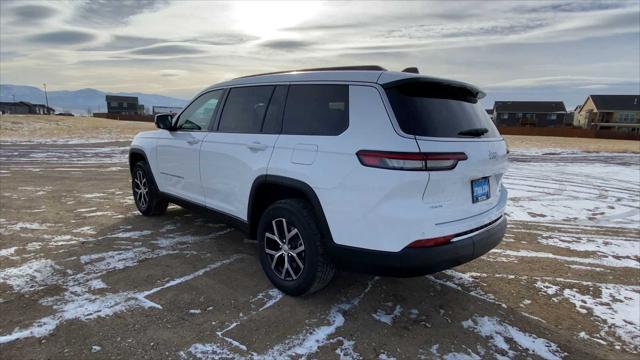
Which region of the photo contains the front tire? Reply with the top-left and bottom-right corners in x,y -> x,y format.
132,161 -> 168,216
257,199 -> 335,296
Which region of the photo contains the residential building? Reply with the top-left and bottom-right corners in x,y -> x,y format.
0,101 -> 55,115
492,101 -> 567,127
106,95 -> 145,115
574,95 -> 640,131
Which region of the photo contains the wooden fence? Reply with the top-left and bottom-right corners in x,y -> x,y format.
93,113 -> 154,122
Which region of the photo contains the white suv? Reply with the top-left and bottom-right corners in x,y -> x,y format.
129,66 -> 508,296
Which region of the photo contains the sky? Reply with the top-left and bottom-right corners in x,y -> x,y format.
0,0 -> 639,108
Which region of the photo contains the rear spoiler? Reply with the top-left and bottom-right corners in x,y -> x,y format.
381,77 -> 486,100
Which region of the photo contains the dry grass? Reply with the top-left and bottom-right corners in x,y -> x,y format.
0,115 -> 154,142
1,115 -> 638,152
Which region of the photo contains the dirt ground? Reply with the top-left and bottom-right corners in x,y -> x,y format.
0,116 -> 638,359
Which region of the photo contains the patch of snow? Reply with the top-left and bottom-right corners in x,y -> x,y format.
537,232 -> 639,259
504,156 -> 640,229
0,246 -> 18,257
428,344 -> 481,360
372,304 -> 402,325
0,259 -> 62,292
82,211 -> 116,217
5,222 -> 50,230
251,288 -> 284,312
561,284 -> 639,352
462,315 -> 566,360
91,345 -> 102,353
536,281 -> 560,296
72,226 -> 96,235
189,309 -> 202,314
567,265 -> 609,272
427,270 -> 505,307
75,207 -> 97,212
262,278 -> 378,358
82,193 -> 106,198
335,337 -> 361,359
106,230 -> 152,239
492,249 -> 637,268
378,351 -> 397,360
0,256 -> 241,344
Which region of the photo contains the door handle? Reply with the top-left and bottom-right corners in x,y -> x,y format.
187,139 -> 200,145
246,141 -> 268,151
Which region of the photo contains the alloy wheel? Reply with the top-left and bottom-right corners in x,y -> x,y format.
133,169 -> 149,210
264,218 -> 305,280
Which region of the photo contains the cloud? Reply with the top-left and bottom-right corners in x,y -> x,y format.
84,35 -> 165,51
28,30 -> 97,45
260,40 -> 312,51
159,69 -> 188,78
517,1 -> 628,13
74,0 -> 169,25
9,4 -> 58,24
487,76 -> 638,89
128,44 -> 205,56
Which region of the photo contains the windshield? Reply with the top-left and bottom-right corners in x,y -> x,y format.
385,82 -> 500,138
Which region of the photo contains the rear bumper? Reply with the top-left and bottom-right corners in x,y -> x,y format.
326,216 -> 506,277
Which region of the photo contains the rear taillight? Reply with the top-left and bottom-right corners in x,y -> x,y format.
407,235 -> 454,248
356,150 -> 467,171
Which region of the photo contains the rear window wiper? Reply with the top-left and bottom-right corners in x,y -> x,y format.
458,128 -> 488,137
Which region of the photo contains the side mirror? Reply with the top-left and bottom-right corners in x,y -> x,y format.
155,114 -> 173,130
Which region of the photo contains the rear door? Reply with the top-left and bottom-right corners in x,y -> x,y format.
384,82 -> 508,224
200,85 -> 286,219
156,90 -> 223,204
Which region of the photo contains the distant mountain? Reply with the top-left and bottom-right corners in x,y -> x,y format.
0,84 -> 188,115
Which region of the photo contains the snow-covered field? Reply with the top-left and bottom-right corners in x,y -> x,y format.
0,140 -> 638,359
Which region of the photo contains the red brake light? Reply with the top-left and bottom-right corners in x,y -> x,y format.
407,235 -> 454,248
356,150 -> 467,171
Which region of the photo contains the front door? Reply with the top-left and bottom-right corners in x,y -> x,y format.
156,90 -> 223,204
201,85 -> 286,219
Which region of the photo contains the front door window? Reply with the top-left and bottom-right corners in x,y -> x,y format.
176,90 -> 223,131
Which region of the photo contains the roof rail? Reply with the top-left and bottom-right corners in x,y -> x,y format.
233,65 -> 387,79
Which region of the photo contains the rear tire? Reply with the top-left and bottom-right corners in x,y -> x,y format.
257,199 -> 335,296
132,161 -> 168,216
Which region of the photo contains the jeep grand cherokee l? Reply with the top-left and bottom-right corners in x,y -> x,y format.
129,65 -> 508,296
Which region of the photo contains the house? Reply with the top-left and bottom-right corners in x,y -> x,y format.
106,95 -> 145,115
0,101 -> 55,115
574,95 -> 640,132
492,101 -> 567,127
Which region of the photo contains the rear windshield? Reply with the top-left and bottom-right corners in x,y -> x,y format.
385,82 -> 500,138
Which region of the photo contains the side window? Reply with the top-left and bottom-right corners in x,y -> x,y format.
176,90 -> 223,131
218,86 -> 275,133
262,85 -> 288,134
283,84 -> 349,135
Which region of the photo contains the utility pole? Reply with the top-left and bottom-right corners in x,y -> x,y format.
43,83 -> 49,109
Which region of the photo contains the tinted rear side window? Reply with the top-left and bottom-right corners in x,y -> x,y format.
385,82 -> 500,138
283,85 -> 348,135
218,86 -> 274,133
262,85 -> 288,134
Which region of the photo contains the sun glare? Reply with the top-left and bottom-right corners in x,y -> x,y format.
232,1 -> 323,38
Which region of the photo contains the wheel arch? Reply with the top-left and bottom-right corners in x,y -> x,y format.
248,175 -> 334,244
129,148 -> 161,191
128,148 -> 149,173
